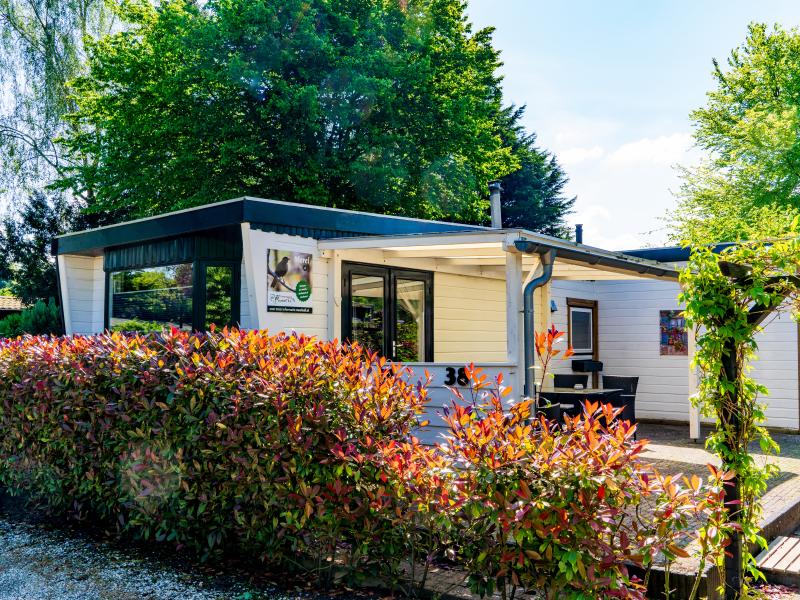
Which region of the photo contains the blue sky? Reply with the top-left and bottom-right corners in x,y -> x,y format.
466,1 -> 800,249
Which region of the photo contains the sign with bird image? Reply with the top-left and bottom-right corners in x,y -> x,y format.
267,250 -> 313,313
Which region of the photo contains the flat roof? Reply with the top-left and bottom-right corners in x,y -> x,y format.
54,196 -> 485,256
623,243 -> 736,263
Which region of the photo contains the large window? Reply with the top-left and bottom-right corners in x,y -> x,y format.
342,263 -> 433,362
109,264 -> 194,330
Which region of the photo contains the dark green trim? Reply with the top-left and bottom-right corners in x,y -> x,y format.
103,226 -> 242,271
55,197 -> 483,256
196,260 -> 241,329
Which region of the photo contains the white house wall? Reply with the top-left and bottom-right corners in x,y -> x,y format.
245,229 -> 329,338
752,311 -> 798,430
551,279 -> 799,430
60,254 -> 104,335
433,272 -> 507,363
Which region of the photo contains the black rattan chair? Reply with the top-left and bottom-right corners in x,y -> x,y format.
601,375 -> 639,432
553,373 -> 589,389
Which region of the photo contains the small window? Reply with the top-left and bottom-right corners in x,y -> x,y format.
569,306 -> 593,354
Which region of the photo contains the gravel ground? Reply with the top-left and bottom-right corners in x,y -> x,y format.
0,516 -> 340,600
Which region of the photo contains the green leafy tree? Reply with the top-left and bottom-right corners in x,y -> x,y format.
0,191 -> 81,304
59,0 -> 517,223
499,106 -> 575,237
670,23 -> 800,244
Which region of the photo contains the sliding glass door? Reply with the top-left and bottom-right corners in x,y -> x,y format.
342,263 -> 433,362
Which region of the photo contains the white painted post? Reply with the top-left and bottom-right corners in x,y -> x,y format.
240,223 -> 260,330
326,250 -> 342,342
505,250 -> 524,398
688,324 -> 701,441
57,254 -> 72,335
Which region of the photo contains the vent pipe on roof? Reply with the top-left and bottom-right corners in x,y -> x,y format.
489,181 -> 503,228
575,224 -> 583,244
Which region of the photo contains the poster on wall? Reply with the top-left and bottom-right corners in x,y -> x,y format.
659,310 -> 688,355
267,249 -> 313,313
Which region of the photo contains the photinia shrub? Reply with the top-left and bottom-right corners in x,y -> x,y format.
0,328 -> 430,580
0,332 -> 726,597
441,366 -> 729,600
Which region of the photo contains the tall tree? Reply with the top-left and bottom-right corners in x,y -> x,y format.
499,106 -> 574,237
0,0 -> 117,197
670,23 -> 800,244
58,0 -> 518,223
0,191 -> 81,303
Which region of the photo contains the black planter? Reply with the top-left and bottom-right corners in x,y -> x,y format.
537,402 -> 561,423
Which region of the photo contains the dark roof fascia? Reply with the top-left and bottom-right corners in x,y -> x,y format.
55,197 -> 486,256
55,200 -> 247,256
241,197 -> 484,237
622,243 -> 736,263
514,239 -> 680,280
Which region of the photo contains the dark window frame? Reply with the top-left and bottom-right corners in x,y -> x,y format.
342,262 -> 434,362
567,297 -> 599,386
104,259 -> 241,331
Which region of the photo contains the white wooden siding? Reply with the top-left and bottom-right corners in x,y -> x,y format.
433,272 -> 507,363
61,254 -> 104,335
238,261 -> 254,329
412,363 -> 518,445
551,279 -> 799,430
752,312 -> 798,430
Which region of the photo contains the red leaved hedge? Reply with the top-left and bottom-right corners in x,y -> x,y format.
0,328 -> 430,578
0,329 -> 727,598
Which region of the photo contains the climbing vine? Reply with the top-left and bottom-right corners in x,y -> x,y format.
679,228 -> 800,598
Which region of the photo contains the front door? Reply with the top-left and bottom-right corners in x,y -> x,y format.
342,263 -> 433,362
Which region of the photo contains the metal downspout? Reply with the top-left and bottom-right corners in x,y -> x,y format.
522,248 -> 556,404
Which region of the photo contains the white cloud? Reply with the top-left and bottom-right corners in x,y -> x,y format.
558,145 -> 605,167
606,133 -> 693,167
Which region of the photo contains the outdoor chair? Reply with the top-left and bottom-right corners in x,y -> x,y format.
553,373 -> 589,389
601,375 -> 639,434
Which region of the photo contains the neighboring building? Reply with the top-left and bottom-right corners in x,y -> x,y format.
52,197 -> 796,438
0,296 -> 25,320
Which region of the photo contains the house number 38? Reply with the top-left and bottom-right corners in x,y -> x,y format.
444,367 -> 469,386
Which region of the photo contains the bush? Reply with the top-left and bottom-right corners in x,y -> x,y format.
0,313 -> 23,338
0,332 -> 725,596
0,328 -> 428,578
441,368 -> 728,599
110,319 -> 165,333
0,298 -> 62,337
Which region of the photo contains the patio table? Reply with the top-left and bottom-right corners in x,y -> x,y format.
538,387 -> 623,417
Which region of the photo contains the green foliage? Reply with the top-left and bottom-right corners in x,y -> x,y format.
0,0 -> 117,197
498,106 -> 575,237
0,298 -> 62,337
670,23 -> 800,244
59,0 -> 519,224
679,232 -> 800,594
0,191 -> 82,304
110,319 -> 165,333
0,313 -> 24,338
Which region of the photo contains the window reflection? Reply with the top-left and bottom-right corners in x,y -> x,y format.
109,264 -> 193,330
205,265 -> 233,327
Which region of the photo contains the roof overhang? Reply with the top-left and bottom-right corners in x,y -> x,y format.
319,229 -> 679,281
53,196 -> 484,256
